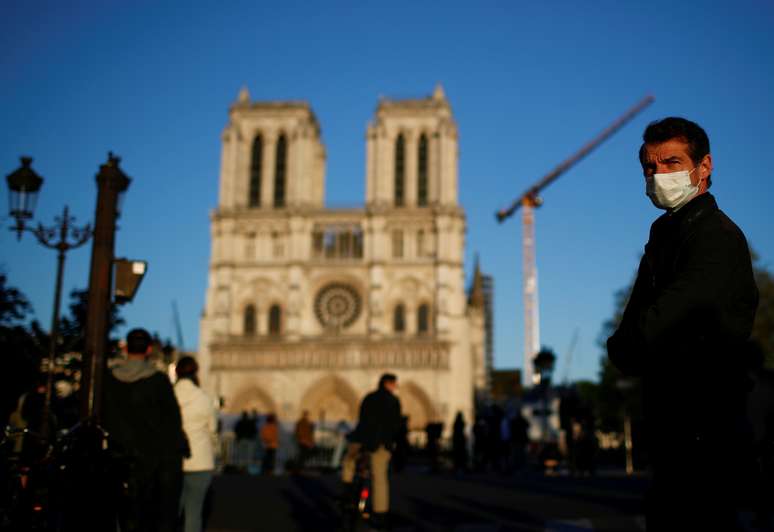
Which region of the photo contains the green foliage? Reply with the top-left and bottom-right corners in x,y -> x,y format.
0,272 -> 31,327
0,278 -> 128,423
57,288 -> 126,354
0,274 -> 41,424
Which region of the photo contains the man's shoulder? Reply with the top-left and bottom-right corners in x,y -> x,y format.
692,203 -> 749,248
647,212 -> 673,241
363,389 -> 380,402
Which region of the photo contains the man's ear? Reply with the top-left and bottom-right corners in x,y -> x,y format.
699,153 -> 713,190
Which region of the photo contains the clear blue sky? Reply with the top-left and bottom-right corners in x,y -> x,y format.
2,1 -> 773,383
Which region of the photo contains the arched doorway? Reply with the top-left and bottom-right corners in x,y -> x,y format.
299,375 -> 359,425
227,385 -> 277,415
399,381 -> 435,431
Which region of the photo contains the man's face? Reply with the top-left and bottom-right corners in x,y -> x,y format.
641,138 -> 713,192
384,380 -> 398,394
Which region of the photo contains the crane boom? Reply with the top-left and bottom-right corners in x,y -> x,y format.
496,95 -> 654,223
496,95 -> 654,386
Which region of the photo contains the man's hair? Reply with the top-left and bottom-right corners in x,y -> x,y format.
379,373 -> 397,388
639,117 -> 712,188
175,356 -> 199,380
126,328 -> 152,355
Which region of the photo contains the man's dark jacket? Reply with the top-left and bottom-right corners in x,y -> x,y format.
351,387 -> 402,451
607,192 -> 758,451
102,360 -> 188,463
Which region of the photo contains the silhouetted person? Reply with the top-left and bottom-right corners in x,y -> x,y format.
102,328 -> 188,532
425,422 -> 443,473
53,378 -> 79,431
340,373 -> 402,530
234,410 -> 257,469
392,415 -> 410,473
452,412 -> 467,473
294,410 -> 315,470
607,117 -> 759,530
509,412 -> 529,472
472,415 -> 488,472
174,356 -> 217,532
332,418 -> 352,469
574,417 -> 597,477
485,406 -> 504,472
260,413 -> 279,475
9,380 -> 53,461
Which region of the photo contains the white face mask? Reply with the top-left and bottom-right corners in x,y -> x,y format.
645,168 -> 699,211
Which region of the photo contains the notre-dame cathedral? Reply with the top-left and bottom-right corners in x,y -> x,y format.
198,85 -> 488,432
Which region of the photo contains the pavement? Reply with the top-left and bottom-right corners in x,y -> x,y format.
204,468 -> 649,532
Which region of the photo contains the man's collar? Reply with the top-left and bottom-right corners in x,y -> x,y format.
671,192 -> 716,223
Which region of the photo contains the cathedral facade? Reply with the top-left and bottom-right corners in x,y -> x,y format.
198,86 -> 487,432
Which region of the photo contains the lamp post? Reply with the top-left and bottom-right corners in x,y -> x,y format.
533,348 -> 556,445
616,377 -> 635,475
5,157 -> 92,439
80,153 -> 130,422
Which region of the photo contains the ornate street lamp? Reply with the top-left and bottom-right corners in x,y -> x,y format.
5,157 -> 92,439
6,156 -> 43,239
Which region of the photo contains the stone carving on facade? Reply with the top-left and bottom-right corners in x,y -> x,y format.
210,341 -> 450,371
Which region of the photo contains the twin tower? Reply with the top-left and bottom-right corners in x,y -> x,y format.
216,84 -> 459,211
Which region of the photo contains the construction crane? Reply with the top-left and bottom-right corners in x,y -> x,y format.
172,300 -> 185,351
496,95 -> 654,386
561,328 -> 580,385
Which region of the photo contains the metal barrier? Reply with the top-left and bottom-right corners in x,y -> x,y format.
217,427 -> 348,473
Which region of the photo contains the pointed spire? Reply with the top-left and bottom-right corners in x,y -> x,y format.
433,83 -> 446,101
469,253 -> 485,309
237,86 -> 250,105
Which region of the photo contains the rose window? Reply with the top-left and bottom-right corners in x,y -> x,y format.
314,283 -> 361,329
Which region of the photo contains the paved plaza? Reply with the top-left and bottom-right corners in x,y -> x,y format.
205,469 -> 648,532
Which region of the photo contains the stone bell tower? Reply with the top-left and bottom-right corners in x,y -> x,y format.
217,87 -> 326,211
365,84 -> 459,210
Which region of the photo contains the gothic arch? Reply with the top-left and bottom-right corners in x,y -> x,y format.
400,381 -> 435,430
243,304 -> 256,336
299,374 -> 359,423
268,303 -> 282,335
247,277 -> 282,302
393,303 -> 406,333
227,385 -> 277,415
274,132 -> 287,207
249,134 -> 262,207
389,275 -> 432,307
394,133 -> 405,206
417,302 -> 432,335
417,133 -> 429,206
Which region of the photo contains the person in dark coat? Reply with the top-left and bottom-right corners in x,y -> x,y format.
391,415 -> 410,473
234,410 -> 257,470
340,373 -> 401,530
509,411 -> 529,472
102,328 -> 188,532
607,117 -> 759,531
452,412 -> 467,473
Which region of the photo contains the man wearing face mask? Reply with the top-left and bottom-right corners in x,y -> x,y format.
607,117 -> 758,530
